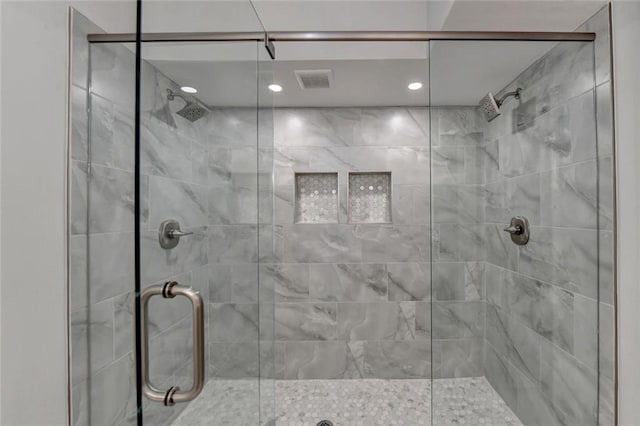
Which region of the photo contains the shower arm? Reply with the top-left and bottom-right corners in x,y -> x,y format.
167,89 -> 187,102
496,88 -> 522,107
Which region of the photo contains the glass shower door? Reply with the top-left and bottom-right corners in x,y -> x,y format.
429,40 -> 600,425
135,40 -> 275,425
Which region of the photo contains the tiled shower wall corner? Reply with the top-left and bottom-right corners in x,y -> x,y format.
269,106 -> 486,379
69,11 -> 270,425
481,6 -> 615,426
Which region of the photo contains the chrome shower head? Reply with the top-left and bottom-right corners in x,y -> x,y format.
167,89 -> 209,122
479,88 -> 522,122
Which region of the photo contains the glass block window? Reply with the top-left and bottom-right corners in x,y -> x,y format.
348,172 -> 392,223
294,173 -> 339,224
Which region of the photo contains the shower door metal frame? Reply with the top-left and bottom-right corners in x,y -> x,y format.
88,30 -> 596,44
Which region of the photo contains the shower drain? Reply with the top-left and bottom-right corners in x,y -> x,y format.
317,421 -> 333,426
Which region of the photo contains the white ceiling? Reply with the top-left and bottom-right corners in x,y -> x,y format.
143,0 -> 606,107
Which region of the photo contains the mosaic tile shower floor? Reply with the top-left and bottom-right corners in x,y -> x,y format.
173,377 -> 522,426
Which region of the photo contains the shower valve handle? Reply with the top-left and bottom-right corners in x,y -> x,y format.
158,219 -> 193,249
168,229 -> 193,239
503,224 -> 522,235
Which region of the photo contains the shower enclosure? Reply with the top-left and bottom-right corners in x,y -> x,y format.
69,3 -> 614,425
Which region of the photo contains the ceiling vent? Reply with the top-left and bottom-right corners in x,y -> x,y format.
295,69 -> 334,89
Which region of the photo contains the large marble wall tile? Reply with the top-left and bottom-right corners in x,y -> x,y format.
431,146 -> 465,185
485,224 -> 518,270
485,263 -> 505,309
148,176 -> 208,229
90,42 -> 136,108
362,341 -> 431,379
599,302 -> 615,381
569,89 -> 598,164
209,342 -> 259,379
596,82 -> 613,157
436,223 -> 485,262
433,184 -> 485,224
274,108 -> 359,147
357,225 -> 429,262
507,173 -> 542,225
504,272 -> 574,354
208,181 -> 258,225
89,232 -> 134,304
69,235 -> 88,311
113,292 -> 134,360
487,301 -> 542,383
386,147 -> 430,185
337,302 -> 413,341
283,341 -> 361,379
92,95 -> 135,171
72,86 -> 89,161
309,146 -> 391,174
208,225 -> 258,264
209,303 -> 259,342
573,294 -> 598,370
415,302 -> 431,340
141,227 -> 208,285
282,225 -> 361,263
464,146 -> 486,184
434,107 -> 483,147
71,299 -> 114,385
512,41 -> 594,119
71,161 -> 88,235
432,301 -> 483,339
355,107 -> 429,147
275,303 -> 337,340
204,108 -> 258,148
141,119 -> 193,182
88,164 -> 134,233
519,226 -> 598,299
388,262 -> 429,301
308,263 -> 387,302
484,344 -> 518,412
274,185 -> 294,225
73,354 -> 136,426
432,262 -> 465,301
578,5 -> 611,86
264,263 -> 309,302
70,10 -> 97,90
511,364 -> 561,426
540,338 -> 598,425
598,155 -> 614,230
464,262 -> 484,301
482,139 -> 501,184
432,339 -> 483,379
540,160 -> 600,229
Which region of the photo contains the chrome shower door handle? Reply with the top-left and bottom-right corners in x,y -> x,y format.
140,281 -> 205,406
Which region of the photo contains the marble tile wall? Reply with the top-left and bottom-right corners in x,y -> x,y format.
70,11 -> 269,425
270,106 -> 485,380
480,6 -> 614,426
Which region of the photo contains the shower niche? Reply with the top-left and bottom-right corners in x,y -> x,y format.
348,172 -> 392,223
294,172 -> 339,224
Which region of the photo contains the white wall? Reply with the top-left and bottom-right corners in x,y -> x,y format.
0,2 -> 134,424
612,1 -> 640,425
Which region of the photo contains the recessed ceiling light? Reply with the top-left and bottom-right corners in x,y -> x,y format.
408,82 -> 423,91
268,84 -> 283,93
180,86 -> 197,94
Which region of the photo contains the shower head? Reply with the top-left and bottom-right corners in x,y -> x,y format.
167,89 -> 209,122
479,87 -> 522,122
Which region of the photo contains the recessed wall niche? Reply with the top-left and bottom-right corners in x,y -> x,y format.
348,172 -> 392,223
294,173 -> 339,224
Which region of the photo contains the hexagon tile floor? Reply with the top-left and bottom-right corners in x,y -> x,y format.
173,377 -> 523,426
